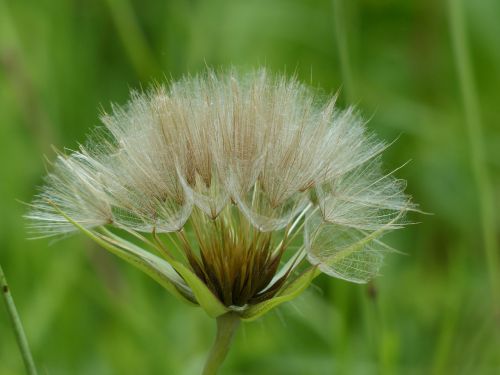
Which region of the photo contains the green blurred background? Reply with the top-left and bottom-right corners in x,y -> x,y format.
1,0 -> 499,374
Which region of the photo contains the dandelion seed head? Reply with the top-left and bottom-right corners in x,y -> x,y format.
27,69 -> 415,308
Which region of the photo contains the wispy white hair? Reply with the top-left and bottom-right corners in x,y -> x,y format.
27,69 -> 415,284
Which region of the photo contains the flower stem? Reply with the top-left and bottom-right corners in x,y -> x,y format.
332,0 -> 355,102
0,263 -> 38,375
103,0 -> 159,79
447,0 -> 500,305
202,312 -> 240,375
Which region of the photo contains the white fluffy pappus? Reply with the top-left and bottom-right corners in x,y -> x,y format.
27,69 -> 416,312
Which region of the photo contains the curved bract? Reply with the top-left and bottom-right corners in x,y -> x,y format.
27,69 -> 415,319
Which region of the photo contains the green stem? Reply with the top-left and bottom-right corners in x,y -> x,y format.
447,0 -> 500,304
202,312 -> 240,375
0,263 -> 38,375
332,0 -> 355,102
104,0 -> 159,79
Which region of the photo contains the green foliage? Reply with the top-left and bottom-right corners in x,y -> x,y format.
0,0 -> 499,374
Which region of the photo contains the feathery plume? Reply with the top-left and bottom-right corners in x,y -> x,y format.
27,69 -> 415,373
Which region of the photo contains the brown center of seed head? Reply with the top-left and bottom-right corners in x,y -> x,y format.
179,206 -> 291,307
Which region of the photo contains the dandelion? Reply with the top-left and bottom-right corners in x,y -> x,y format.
27,69 -> 414,374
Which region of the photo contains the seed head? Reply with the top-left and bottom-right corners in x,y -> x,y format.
27,69 -> 415,317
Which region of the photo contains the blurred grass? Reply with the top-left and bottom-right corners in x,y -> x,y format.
0,0 -> 499,374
